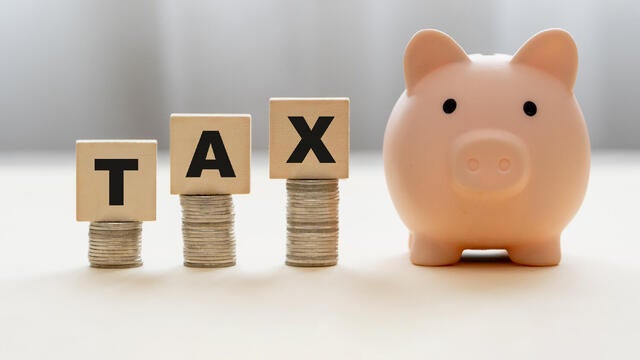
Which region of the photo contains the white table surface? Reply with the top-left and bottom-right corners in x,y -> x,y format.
0,151 -> 638,359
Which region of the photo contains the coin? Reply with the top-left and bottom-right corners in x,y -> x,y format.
180,194 -> 236,268
88,221 -> 142,268
286,179 -> 339,267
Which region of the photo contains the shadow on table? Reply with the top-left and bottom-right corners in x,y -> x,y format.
8,249 -> 615,327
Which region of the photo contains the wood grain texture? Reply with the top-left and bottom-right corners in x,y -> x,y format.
76,140 -> 156,221
170,114 -> 251,195
269,98 -> 349,179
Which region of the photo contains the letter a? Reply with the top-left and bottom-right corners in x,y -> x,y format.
186,131 -> 236,178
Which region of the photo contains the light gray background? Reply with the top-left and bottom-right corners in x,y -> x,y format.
1,0 -> 638,151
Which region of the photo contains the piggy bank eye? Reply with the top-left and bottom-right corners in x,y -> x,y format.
442,98 -> 457,114
523,101 -> 537,116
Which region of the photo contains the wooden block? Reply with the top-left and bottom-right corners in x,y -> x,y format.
76,140 -> 157,222
170,114 -> 251,195
269,98 -> 349,179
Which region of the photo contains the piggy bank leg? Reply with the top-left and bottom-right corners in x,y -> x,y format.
507,238 -> 561,266
409,233 -> 462,266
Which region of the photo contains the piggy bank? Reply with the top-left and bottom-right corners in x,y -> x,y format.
383,29 -> 590,266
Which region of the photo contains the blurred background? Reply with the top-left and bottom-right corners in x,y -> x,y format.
1,0 -> 638,152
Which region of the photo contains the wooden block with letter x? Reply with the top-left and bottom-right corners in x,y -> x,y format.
269,98 -> 349,179
170,114 -> 251,195
76,140 -> 157,221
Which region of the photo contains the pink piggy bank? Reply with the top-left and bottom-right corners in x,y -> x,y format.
383,29 -> 590,266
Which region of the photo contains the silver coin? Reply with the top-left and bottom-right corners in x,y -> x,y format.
88,221 -> 143,268
184,261 -> 235,268
285,259 -> 338,267
180,194 -> 236,268
285,179 -> 339,267
183,246 -> 236,253
183,255 -> 236,261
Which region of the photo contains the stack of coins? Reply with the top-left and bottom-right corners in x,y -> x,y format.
180,194 -> 236,268
88,221 -> 143,268
286,179 -> 339,267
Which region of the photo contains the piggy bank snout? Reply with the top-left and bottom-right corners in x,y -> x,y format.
452,130 -> 530,196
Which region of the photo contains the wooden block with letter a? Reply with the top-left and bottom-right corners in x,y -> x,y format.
269,98 -> 349,179
170,114 -> 251,195
170,114 -> 250,268
76,140 -> 157,222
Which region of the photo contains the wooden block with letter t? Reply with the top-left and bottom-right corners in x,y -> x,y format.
76,140 -> 157,221
269,98 -> 349,179
170,114 -> 251,195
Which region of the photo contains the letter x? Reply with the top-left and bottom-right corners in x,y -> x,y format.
286,116 -> 336,163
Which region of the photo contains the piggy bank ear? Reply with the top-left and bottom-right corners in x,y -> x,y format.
404,29 -> 469,95
511,29 -> 578,90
